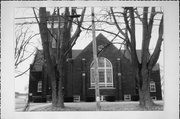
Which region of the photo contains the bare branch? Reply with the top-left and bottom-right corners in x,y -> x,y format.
128,7 -> 139,65
110,31 -> 120,42
141,7 -> 150,67
80,25 -> 125,41
148,16 -> 163,69
123,8 -> 132,35
134,9 -> 143,22
15,50 -> 36,68
110,7 -> 126,38
64,7 -> 86,56
148,7 -> 156,36
15,67 -> 30,78
15,24 -> 39,70
141,7 -> 157,69
70,7 -> 86,45
32,7 -> 39,24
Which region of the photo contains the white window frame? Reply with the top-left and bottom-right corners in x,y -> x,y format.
37,81 -> 42,92
150,81 -> 156,92
90,57 -> 113,88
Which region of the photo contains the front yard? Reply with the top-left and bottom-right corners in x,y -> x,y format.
29,101 -> 163,111
15,97 -> 163,111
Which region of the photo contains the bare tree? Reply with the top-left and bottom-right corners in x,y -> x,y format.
15,24 -> 39,78
110,7 -> 163,108
14,24 -> 40,111
34,7 -> 86,108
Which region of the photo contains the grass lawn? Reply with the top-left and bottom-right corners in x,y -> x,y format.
27,101 -> 163,111
15,96 -> 163,111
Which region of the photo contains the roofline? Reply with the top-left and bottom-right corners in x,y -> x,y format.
30,49 -> 40,66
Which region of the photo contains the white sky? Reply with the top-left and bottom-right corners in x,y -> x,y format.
14,7 -> 164,93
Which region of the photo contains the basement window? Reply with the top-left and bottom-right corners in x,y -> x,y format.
73,95 -> 80,102
124,94 -> 131,101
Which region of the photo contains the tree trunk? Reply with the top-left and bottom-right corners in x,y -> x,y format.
49,67 -> 64,108
55,58 -> 65,108
139,83 -> 154,108
56,75 -> 64,107
38,7 -> 64,108
49,65 -> 64,108
138,68 -> 154,108
50,71 -> 57,106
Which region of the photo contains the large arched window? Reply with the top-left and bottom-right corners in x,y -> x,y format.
90,57 -> 113,88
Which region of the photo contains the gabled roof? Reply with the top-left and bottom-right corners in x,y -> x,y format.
31,50 -> 44,71
72,50 -> 82,59
76,33 -> 119,59
31,33 -> 159,71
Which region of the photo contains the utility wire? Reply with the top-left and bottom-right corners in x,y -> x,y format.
15,21 -> 160,26
15,16 -> 162,21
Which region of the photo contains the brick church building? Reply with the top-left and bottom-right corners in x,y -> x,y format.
28,33 -> 162,102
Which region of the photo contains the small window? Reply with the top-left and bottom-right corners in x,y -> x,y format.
37,81 -> 42,92
73,95 -> 80,102
150,81 -> 156,92
124,94 -> 131,101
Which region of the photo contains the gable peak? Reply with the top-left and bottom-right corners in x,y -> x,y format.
96,33 -> 106,40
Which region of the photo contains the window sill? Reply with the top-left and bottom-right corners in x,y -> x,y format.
150,91 -> 156,93
89,87 -> 116,89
